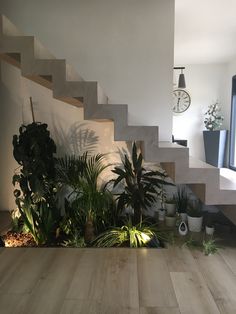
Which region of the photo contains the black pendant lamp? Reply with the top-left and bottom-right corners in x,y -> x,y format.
174,67 -> 186,89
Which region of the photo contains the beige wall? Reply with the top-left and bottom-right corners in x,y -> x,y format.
173,64 -> 226,161
0,62 -> 129,211
0,0 -> 174,141
0,0 -> 175,211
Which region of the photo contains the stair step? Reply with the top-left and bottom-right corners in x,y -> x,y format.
220,168 -> 236,190
2,14 -> 236,212
189,156 -> 217,169
90,104 -> 128,124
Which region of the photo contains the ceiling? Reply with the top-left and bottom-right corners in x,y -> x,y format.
175,0 -> 236,64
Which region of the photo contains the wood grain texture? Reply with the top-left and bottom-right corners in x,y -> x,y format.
65,248 -> 139,313
193,250 -> 236,313
219,247 -> 236,275
171,271 -> 220,314
137,249 -> 178,308
163,245 -> 198,273
1,246 -> 236,313
0,248 -> 55,294
140,307 -> 180,314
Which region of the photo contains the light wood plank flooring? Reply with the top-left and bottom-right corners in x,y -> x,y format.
0,245 -> 236,314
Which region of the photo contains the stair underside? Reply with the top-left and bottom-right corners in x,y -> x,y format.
1,14 -> 236,208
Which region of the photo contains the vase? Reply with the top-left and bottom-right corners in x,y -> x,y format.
187,215 -> 203,232
158,209 -> 165,221
203,130 -> 227,167
179,221 -> 188,236
165,216 -> 176,228
165,203 -> 176,216
205,226 -> 215,236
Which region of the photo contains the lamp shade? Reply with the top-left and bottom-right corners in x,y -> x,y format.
178,73 -> 186,89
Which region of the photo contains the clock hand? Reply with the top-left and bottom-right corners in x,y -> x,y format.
177,98 -> 180,111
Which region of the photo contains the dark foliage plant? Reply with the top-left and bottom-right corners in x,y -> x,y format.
174,186 -> 189,214
112,142 -> 173,224
12,122 -> 60,245
187,200 -> 203,218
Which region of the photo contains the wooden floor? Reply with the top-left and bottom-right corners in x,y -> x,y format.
0,244 -> 236,314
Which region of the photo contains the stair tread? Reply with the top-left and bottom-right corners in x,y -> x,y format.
158,141 -> 187,148
220,168 -> 236,190
2,14 -> 236,209
189,156 -> 216,169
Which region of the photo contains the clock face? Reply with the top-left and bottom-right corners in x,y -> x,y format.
173,89 -> 191,113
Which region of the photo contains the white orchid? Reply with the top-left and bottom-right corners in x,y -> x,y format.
204,102 -> 223,131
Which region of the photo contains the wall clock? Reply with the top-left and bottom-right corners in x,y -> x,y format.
173,89 -> 191,113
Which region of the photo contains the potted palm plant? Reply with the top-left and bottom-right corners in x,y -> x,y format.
187,200 -> 203,232
56,153 -> 111,244
174,186 -> 189,221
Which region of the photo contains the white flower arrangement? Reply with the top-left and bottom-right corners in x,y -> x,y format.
204,102 -> 224,131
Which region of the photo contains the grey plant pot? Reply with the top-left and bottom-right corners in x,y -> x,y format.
203,130 -> 227,168
165,216 -> 177,228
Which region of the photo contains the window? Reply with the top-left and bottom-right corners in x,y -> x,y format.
229,75 -> 236,170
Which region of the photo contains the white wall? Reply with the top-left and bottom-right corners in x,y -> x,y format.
0,1 -> 176,211
222,60 -> 236,134
0,62 -> 129,211
173,64 -> 226,161
0,0 -> 174,141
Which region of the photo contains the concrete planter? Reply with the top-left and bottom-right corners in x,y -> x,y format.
187,215 -> 203,232
205,226 -> 215,236
165,216 -> 177,228
158,209 -> 165,221
203,130 -> 227,167
165,203 -> 176,216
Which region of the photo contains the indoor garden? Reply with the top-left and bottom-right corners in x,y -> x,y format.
1,121 -> 219,254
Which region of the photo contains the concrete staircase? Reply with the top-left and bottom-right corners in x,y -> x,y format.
1,15 -> 236,216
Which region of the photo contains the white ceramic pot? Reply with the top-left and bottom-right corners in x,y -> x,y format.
165,203 -> 176,216
180,213 -> 187,222
205,226 -> 215,236
187,215 -> 203,232
179,221 -> 188,236
165,216 -> 176,228
158,209 -> 165,221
